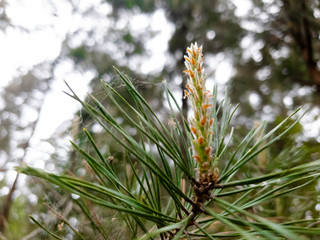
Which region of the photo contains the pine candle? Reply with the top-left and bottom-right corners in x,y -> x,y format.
184,42 -> 219,185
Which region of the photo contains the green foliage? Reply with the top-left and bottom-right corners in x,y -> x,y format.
18,67 -> 320,239
70,46 -> 87,62
4,196 -> 33,239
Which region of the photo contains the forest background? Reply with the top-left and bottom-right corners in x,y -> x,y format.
0,0 -> 320,239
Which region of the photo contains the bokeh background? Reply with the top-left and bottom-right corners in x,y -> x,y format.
0,0 -> 320,239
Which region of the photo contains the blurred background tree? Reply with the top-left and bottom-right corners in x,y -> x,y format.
0,0 -> 319,239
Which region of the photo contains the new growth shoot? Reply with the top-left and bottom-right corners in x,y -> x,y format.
184,42 -> 219,185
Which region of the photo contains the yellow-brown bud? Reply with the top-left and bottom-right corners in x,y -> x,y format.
205,146 -> 211,155
192,154 -> 201,162
184,56 -> 191,63
202,104 -> 213,110
200,116 -> 206,126
210,118 -> 214,126
191,126 -> 197,135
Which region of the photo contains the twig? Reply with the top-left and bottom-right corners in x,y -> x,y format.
21,228 -> 42,240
